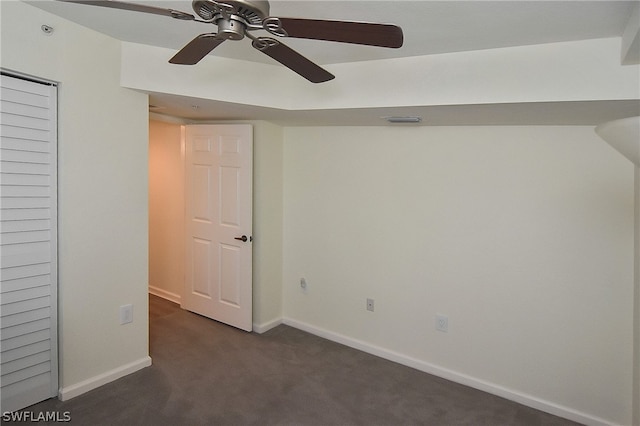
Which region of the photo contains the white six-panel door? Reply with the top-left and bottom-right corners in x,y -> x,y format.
183,125 -> 253,331
0,73 -> 58,412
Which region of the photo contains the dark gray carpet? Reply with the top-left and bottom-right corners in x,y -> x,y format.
11,295 -> 581,425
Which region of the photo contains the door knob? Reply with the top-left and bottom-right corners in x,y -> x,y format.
234,235 -> 249,242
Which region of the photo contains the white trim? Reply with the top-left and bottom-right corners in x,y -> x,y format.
148,286 -> 181,305
149,112 -> 186,124
252,317 -> 282,334
58,357 -> 152,401
634,166 -> 640,426
49,79 -> 59,399
1,68 -> 59,86
282,317 -> 613,426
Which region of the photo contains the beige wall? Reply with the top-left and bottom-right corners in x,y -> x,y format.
149,120 -> 184,302
282,125 -> 635,425
1,1 -> 150,393
251,121 -> 284,328
120,38 -> 640,115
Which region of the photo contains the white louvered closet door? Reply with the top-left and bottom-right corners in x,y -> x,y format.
0,73 -> 58,413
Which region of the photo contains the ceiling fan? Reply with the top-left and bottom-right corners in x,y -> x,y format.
60,0 -> 404,83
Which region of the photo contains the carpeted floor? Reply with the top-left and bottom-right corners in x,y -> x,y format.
12,295 -> 581,425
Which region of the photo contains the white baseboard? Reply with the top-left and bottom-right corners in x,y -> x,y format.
252,317 -> 282,334
149,286 -> 181,304
59,356 -> 152,401
282,317 -> 612,426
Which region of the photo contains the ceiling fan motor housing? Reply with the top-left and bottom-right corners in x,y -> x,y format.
192,0 -> 271,40
216,19 -> 245,40
193,1 -> 270,24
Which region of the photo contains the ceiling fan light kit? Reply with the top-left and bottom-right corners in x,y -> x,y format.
60,0 -> 404,83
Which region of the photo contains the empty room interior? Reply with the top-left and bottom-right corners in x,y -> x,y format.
1,0 -> 640,425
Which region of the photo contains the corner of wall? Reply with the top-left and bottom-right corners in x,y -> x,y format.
59,357 -> 152,401
252,120 -> 284,326
2,1 -> 151,395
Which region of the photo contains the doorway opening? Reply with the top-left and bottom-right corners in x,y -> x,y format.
148,120 -> 253,331
148,119 -> 184,305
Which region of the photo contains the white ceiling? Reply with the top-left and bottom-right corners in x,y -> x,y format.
27,0 -> 640,124
30,0 -> 636,64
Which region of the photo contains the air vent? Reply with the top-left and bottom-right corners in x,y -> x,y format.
384,116 -> 422,123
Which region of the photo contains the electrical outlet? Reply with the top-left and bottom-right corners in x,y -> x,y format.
435,314 -> 448,332
366,298 -> 374,312
120,304 -> 133,325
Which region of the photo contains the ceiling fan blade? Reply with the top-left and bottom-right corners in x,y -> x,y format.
58,0 -> 196,20
252,38 -> 334,83
266,18 -> 403,48
169,34 -> 225,65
